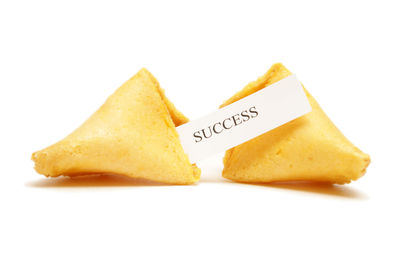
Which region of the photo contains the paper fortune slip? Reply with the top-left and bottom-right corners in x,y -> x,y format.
176,75 -> 312,164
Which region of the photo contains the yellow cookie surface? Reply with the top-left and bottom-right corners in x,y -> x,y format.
32,68 -> 200,185
220,63 -> 370,184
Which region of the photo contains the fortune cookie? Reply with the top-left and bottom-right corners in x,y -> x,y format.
32,68 -> 200,184
220,63 -> 370,184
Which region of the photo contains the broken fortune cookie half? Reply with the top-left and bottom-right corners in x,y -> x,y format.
220,63 -> 370,184
32,68 -> 200,184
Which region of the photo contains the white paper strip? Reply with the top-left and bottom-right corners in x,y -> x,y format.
176,75 -> 312,163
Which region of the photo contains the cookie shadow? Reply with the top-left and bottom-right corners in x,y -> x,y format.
25,174 -> 170,188
236,180 -> 368,199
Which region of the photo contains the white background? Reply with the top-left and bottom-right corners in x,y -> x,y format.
1,1 -> 399,267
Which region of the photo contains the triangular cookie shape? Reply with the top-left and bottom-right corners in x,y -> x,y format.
220,63 -> 370,184
32,68 -> 200,184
